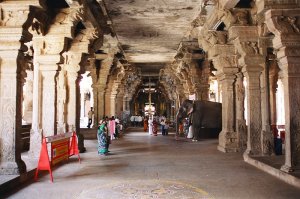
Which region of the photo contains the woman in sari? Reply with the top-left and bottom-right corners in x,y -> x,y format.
97,120 -> 108,156
152,118 -> 158,136
143,117 -> 148,132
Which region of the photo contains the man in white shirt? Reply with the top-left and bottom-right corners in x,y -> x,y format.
87,107 -> 94,128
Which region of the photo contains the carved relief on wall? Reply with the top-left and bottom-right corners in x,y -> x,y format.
22,6 -> 51,36
0,8 -> 29,26
241,41 -> 259,55
199,30 -> 228,53
191,15 -> 206,28
54,7 -> 84,25
74,28 -> 99,43
0,99 -> 15,161
259,23 -> 273,37
220,8 -> 251,27
39,39 -> 65,55
274,16 -> 300,34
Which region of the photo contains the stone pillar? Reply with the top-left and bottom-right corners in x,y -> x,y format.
109,95 -> 116,117
123,95 -> 128,111
29,45 -> 42,159
105,89 -> 112,117
116,93 -> 124,117
91,87 -> 98,123
230,25 -> 265,156
40,66 -> 58,137
80,90 -> 85,118
200,60 -> 211,100
0,1 -> 40,174
29,35 -> 66,157
243,65 -> 263,155
266,9 -> 300,172
98,89 -> 106,120
235,73 -> 247,151
217,71 -> 239,152
66,70 -> 78,132
260,61 -> 274,155
23,70 -> 33,124
0,32 -> 26,174
208,41 -> 239,152
56,70 -> 66,134
269,62 -> 279,126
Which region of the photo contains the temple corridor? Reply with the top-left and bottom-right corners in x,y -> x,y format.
3,128 -> 300,199
1,0 -> 300,197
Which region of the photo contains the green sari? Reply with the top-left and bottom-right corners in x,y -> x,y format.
97,124 -> 108,155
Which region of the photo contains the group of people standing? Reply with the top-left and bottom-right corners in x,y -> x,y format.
97,116 -> 123,156
130,115 -> 143,126
144,116 -> 169,136
178,118 -> 194,140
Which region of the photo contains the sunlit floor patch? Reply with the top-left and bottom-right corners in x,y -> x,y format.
76,179 -> 213,199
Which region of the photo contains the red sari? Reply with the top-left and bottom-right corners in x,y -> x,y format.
143,119 -> 148,132
152,120 -> 158,136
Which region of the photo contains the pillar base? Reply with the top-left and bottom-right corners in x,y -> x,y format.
0,160 -> 26,175
28,128 -> 42,159
218,130 -> 239,153
281,164 -> 295,173
77,133 -> 86,153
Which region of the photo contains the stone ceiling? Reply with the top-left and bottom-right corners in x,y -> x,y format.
104,0 -> 201,74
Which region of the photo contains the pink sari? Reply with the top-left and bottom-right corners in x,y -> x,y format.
109,120 -> 116,140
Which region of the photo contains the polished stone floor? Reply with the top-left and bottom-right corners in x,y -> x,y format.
4,127 -> 300,199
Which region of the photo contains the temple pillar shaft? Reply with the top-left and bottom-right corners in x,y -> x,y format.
110,94 -> 117,117
269,73 -> 278,125
243,66 -> 263,155
217,73 -> 239,152
0,50 -> 26,174
66,70 -> 78,132
29,35 -> 65,158
0,2 -> 36,174
116,94 -> 124,117
98,90 -> 105,120
40,67 -> 57,137
266,8 -> 300,172
260,62 -> 274,155
235,73 -> 247,151
23,70 -> 33,124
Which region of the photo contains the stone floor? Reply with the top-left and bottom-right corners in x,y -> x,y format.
2,127 -> 300,198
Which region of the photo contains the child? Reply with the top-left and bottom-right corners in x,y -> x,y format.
117,122 -> 123,137
164,122 -> 169,136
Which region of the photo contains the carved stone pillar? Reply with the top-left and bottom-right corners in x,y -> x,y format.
230,25 -> 265,156
56,70 -> 66,134
116,92 -> 124,117
97,88 -> 106,120
243,65 -> 264,155
123,95 -> 128,111
23,70 -> 33,124
260,61 -> 274,155
269,60 -> 279,126
235,73 -> 247,151
29,35 -> 66,157
266,9 -> 300,172
217,71 -> 239,152
110,94 -> 117,117
0,1 -> 39,174
208,41 -> 239,152
199,60 -> 211,100
66,70 -> 78,132
91,85 -> 103,126
0,31 -> 26,174
40,67 -> 58,136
